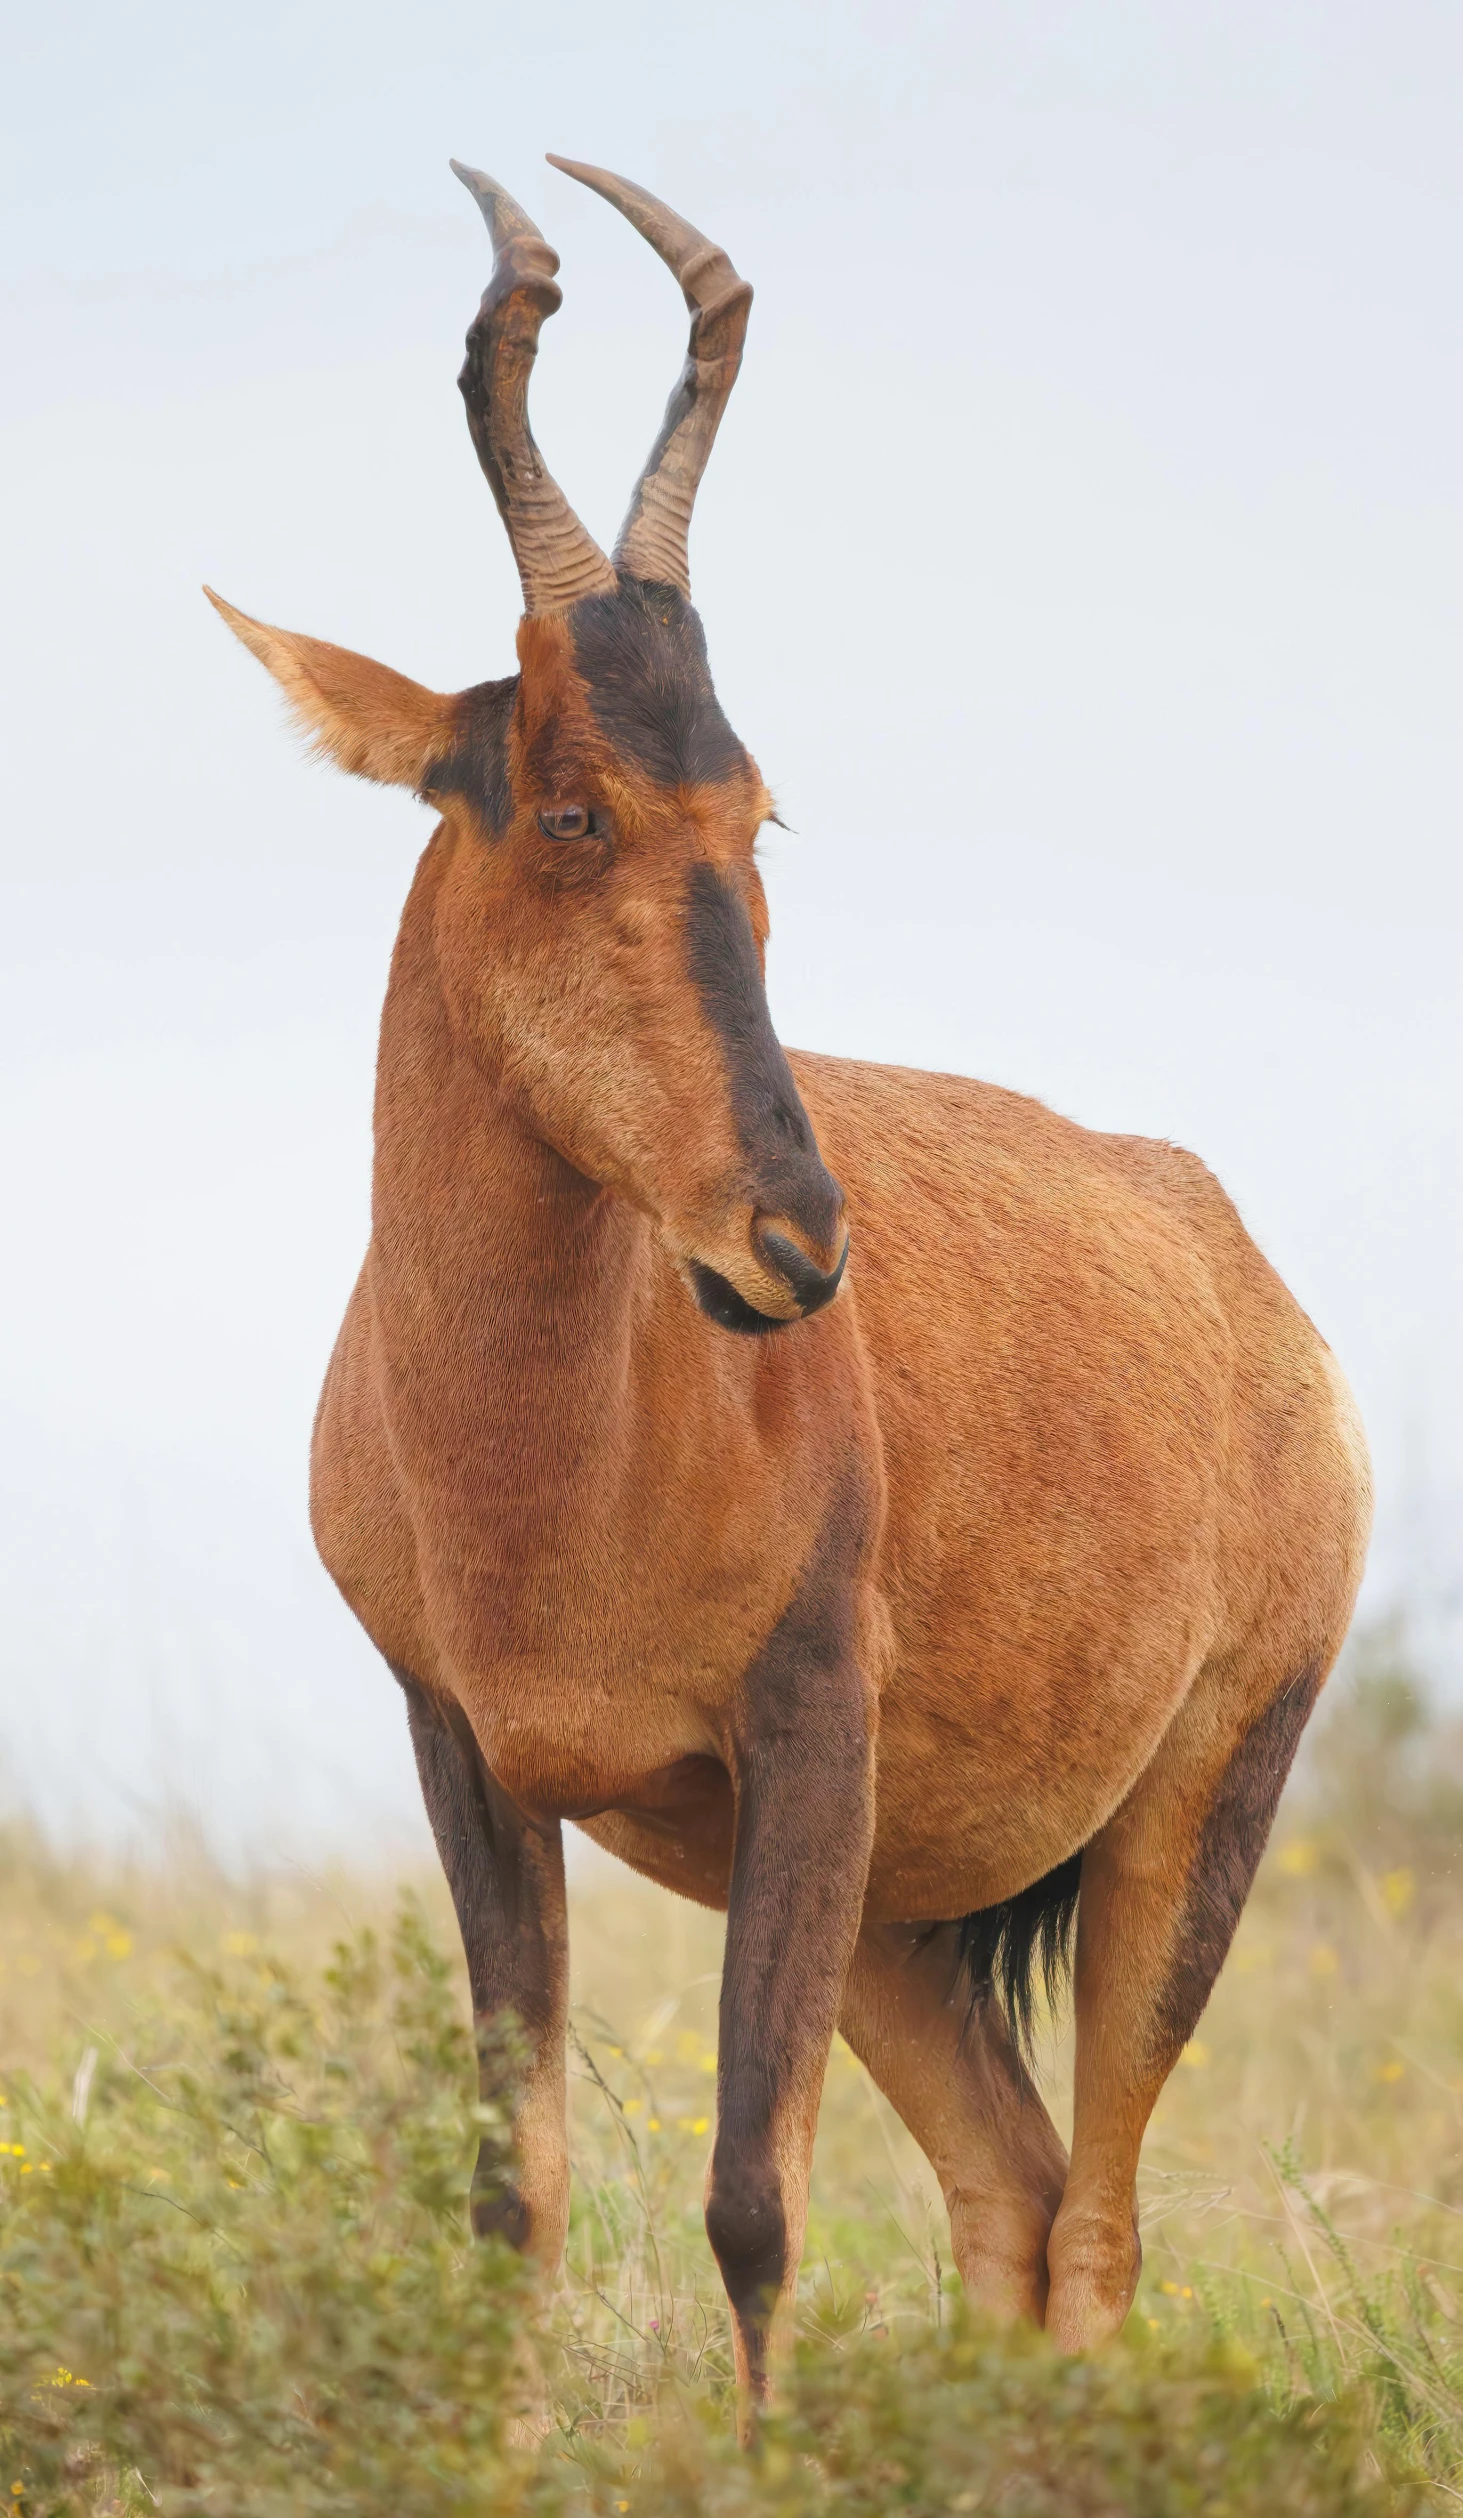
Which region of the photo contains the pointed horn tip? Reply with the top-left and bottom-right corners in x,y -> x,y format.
452,158 -> 546,249
547,152 -> 638,202
450,158 -> 500,208
544,154 -> 734,285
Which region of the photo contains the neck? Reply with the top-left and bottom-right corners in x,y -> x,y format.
368,842 -> 646,1525
358,840 -> 844,1734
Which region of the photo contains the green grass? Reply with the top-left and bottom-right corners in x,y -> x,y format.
2,1633 -> 1461,2512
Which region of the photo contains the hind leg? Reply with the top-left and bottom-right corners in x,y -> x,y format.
1044,1658 -> 1322,2350
839,1920 -> 1069,2321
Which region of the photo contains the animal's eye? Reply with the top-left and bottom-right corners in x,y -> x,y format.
538,805 -> 598,841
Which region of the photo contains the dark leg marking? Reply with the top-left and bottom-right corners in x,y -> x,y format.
708,1483 -> 875,2392
1156,1663 -> 1322,2054
393,1665 -> 565,2248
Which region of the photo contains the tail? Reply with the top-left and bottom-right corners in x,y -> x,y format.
954,1852 -> 1083,2066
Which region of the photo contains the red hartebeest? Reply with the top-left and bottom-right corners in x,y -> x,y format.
208,156 -> 1371,2417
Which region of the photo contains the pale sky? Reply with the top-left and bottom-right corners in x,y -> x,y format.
2,0 -> 1460,1854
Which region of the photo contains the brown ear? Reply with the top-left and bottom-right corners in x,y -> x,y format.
204,588 -> 455,790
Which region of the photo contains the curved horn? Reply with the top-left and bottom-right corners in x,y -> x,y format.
451,160 -> 617,616
547,157 -> 752,600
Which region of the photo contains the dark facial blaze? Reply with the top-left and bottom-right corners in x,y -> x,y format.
568,579 -> 748,787
422,580 -> 749,833
425,575 -> 847,1333
683,858 -> 846,1331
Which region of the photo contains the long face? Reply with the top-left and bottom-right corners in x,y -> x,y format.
208,154 -> 846,1332
425,582 -> 846,1328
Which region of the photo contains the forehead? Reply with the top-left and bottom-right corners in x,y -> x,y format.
566,579 -> 748,789
432,580 -> 752,832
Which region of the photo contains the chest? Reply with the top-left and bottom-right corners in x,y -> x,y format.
410,1469 -> 798,1797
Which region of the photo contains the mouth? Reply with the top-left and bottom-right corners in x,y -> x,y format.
690,1263 -> 794,1335
689,1236 -> 849,1337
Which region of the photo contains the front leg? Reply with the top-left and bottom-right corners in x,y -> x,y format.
394,1667 -> 569,2267
708,1538 -> 876,2421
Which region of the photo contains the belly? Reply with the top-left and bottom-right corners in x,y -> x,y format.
857,1540 -> 1217,1916
862,1659 -> 1196,1916
574,1611 -> 1205,1926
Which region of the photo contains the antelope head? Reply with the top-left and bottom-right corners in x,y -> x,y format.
208,157 -> 846,1333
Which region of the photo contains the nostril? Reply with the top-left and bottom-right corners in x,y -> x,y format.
756,1157 -> 845,1251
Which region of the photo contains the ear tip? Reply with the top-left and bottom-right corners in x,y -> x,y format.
204,587 -> 265,650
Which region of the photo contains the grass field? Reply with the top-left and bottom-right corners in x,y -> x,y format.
3,1628 -> 1462,2512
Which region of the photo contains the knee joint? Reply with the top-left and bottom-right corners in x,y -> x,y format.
705,2148 -> 787,2318
470,2153 -> 531,2251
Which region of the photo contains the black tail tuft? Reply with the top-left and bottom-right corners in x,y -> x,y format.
954,1852 -> 1083,2068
